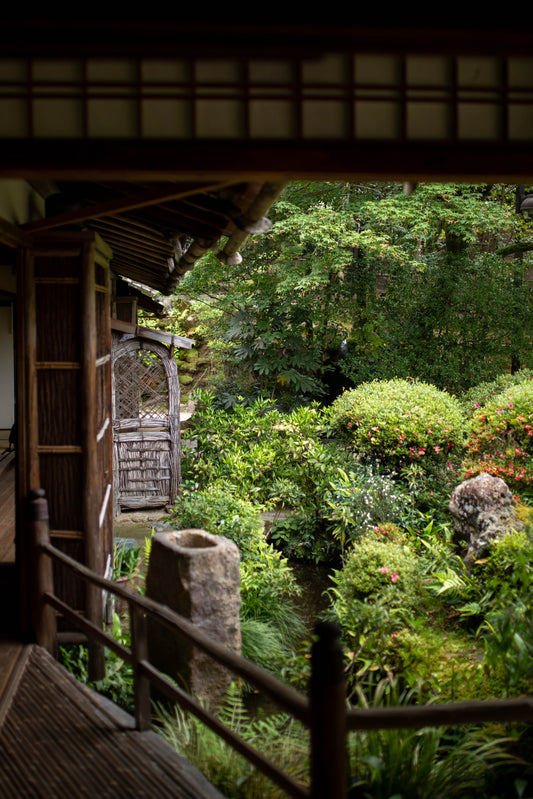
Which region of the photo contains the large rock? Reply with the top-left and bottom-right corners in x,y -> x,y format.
449,473 -> 524,569
146,528 -> 241,709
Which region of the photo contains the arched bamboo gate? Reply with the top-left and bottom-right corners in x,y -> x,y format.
112,337 -> 180,513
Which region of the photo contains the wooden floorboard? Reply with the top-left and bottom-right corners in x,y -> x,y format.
0,644 -> 224,799
0,641 -> 23,704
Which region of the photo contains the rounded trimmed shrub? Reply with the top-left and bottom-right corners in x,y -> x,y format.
460,369 -> 533,418
462,378 -> 533,491
331,535 -> 421,607
329,379 -> 465,466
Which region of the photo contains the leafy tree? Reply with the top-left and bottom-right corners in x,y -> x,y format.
175,182 -> 533,402
176,182 -> 399,403
342,184 -> 533,392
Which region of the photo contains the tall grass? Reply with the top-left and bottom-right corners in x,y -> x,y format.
155,684 -> 309,798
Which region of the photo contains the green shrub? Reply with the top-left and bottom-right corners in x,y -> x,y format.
330,534 -> 421,607
321,465 -> 410,552
462,379 -> 533,491
171,483 -> 304,669
326,533 -> 428,689
329,379 -> 465,467
182,391 -> 350,515
240,548 -> 303,651
269,513 -> 334,563
460,369 -> 533,417
171,483 -> 265,558
475,529 -> 533,696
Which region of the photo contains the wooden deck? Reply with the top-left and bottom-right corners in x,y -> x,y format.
0,643 -> 224,799
0,451 -> 15,563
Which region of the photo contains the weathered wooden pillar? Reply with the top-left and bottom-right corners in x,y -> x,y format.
310,621 -> 347,799
29,488 -> 56,655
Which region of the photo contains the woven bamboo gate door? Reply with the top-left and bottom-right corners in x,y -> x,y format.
112,338 -> 180,512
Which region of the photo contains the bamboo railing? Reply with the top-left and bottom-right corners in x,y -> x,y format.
29,489 -> 533,799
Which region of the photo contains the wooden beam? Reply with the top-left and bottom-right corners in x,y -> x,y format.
1,21 -> 532,58
23,181 -> 238,233
2,140 -> 533,183
111,318 -> 194,349
0,218 -> 32,249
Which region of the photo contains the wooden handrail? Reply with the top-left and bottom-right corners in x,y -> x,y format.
346,697 -> 533,730
37,540 -> 309,723
31,511 -> 314,799
29,489 -> 533,799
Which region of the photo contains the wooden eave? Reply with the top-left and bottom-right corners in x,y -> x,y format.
21,179 -> 285,295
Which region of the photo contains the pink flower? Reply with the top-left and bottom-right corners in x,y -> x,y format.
433,445 -> 440,454
347,422 -> 353,427
474,403 -> 480,409
381,566 -> 389,574
509,403 -> 513,408
391,573 -> 399,583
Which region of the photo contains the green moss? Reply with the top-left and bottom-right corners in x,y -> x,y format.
393,627 -> 484,701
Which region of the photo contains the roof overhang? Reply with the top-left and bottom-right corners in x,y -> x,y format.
2,19 -> 533,293
22,179 -> 286,294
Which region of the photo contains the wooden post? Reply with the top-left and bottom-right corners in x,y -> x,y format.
29,488 -> 56,655
81,240 -> 105,681
310,621 -> 347,799
131,603 -> 151,732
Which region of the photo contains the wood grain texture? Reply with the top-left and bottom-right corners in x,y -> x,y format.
0,645 -> 224,798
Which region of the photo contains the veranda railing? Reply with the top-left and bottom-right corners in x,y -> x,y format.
29,489 -> 533,799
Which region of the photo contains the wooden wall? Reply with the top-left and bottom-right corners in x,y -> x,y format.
17,232 -> 113,633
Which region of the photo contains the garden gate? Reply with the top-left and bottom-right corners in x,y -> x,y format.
112,337 -> 180,513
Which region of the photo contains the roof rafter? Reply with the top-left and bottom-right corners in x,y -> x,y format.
23,181 -> 236,232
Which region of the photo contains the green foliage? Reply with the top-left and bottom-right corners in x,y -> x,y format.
239,618 -> 289,673
171,483 -> 265,558
329,379 -> 465,467
476,529 -> 533,695
341,183 -> 533,393
348,679 -> 519,799
172,181 -> 533,400
325,532 -> 429,691
59,613 -> 134,712
462,378 -> 533,490
322,466 -> 409,552
171,480 -> 304,671
269,512 -> 335,564
176,182 -> 372,404
330,533 -> 422,609
113,538 -> 142,579
389,626 -> 483,702
155,685 -> 309,798
461,369 -> 533,416
183,391 -> 355,520
240,550 -> 304,660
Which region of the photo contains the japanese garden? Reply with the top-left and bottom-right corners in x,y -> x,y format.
65,181 -> 533,798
